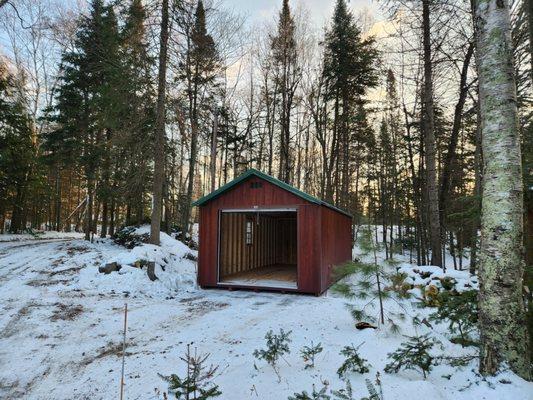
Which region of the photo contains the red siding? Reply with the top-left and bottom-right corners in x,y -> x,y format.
197,175 -> 352,295
319,206 -> 353,293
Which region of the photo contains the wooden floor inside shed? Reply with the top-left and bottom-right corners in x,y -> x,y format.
220,264 -> 297,289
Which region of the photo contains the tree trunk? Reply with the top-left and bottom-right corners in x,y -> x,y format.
475,0 -> 531,380
439,42 -> 474,224
210,107 -> 218,192
109,197 -> 115,236
55,169 -> 61,231
85,180 -> 93,241
421,0 -> 442,267
526,0 -> 533,82
100,199 -> 108,238
150,0 -> 169,245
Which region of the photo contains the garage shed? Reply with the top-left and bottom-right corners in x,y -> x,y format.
193,169 -> 353,295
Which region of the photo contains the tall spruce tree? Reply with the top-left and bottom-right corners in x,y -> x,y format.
98,4 -> 123,237
45,0 -> 123,240
0,61 -> 36,233
323,0 -> 378,207
270,0 -> 299,184
180,0 -> 219,235
120,0 -> 155,227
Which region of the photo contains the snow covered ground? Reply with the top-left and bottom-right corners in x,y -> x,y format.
0,228 -> 531,399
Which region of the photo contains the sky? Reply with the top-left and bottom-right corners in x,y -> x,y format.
221,0 -> 382,28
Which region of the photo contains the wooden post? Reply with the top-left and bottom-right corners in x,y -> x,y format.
120,303 -> 128,400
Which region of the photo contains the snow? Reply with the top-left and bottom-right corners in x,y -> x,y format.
0,230 -> 84,242
397,265 -> 479,292
0,227 -> 531,400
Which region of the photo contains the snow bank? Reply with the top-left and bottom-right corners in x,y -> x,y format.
77,226 -> 197,297
398,264 -> 478,292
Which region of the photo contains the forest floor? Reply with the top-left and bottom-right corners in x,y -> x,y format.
0,228 -> 531,400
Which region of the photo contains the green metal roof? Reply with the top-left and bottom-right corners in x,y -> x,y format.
192,168 -> 352,218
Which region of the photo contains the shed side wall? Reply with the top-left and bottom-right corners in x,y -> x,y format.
319,206 -> 353,293
297,204 -> 322,293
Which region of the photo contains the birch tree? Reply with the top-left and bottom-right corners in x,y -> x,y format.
475,0 -> 531,380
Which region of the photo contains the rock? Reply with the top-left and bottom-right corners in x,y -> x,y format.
98,262 -> 121,274
147,261 -> 158,281
183,252 -> 198,262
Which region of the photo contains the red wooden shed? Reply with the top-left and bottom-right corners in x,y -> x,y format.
193,169 -> 353,295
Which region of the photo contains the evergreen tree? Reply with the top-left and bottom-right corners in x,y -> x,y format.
0,61 -> 36,233
270,0 -> 299,184
180,0 -> 220,234
44,0 -> 124,240
322,0 -> 378,207
119,0 -> 155,227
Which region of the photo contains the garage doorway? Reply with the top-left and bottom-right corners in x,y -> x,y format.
218,210 -> 297,289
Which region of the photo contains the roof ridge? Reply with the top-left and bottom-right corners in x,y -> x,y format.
192,169 -> 352,218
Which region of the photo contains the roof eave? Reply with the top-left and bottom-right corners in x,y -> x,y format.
192,168 -> 352,219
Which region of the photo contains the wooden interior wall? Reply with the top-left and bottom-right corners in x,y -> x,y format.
276,218 -> 297,265
219,213 -> 297,278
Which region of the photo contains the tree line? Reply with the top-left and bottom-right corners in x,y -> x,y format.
0,0 -> 531,380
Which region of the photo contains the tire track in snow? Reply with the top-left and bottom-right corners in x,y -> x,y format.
0,240 -> 72,283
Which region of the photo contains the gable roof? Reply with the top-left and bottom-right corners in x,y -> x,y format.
192,168 -> 352,218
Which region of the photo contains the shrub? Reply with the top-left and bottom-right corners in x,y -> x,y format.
332,227 -> 409,332
300,341 -> 323,369
429,290 -> 478,347
253,329 -> 292,381
112,226 -> 149,249
337,344 -> 371,378
384,334 -> 440,379
288,383 -> 330,400
331,374 -> 383,400
159,344 -> 221,399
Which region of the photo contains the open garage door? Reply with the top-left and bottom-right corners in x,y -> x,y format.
218,210 -> 297,289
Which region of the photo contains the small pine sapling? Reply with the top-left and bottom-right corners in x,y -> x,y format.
428,290 -> 478,347
331,380 -> 354,400
159,344 -> 221,399
253,329 -> 292,381
387,272 -> 411,298
362,372 -> 384,400
384,334 -> 440,379
300,341 -> 323,369
288,382 -> 330,400
337,343 -> 371,378
332,226 -> 408,332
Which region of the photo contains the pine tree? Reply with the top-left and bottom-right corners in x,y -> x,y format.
0,61 -> 36,233
384,334 -> 440,379
337,343 -> 371,377
270,0 -> 299,184
45,0 -> 123,240
159,344 -> 221,400
98,4 -> 123,237
253,329 -> 292,381
322,0 -> 378,207
119,0 -> 155,227
180,0 -> 220,235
